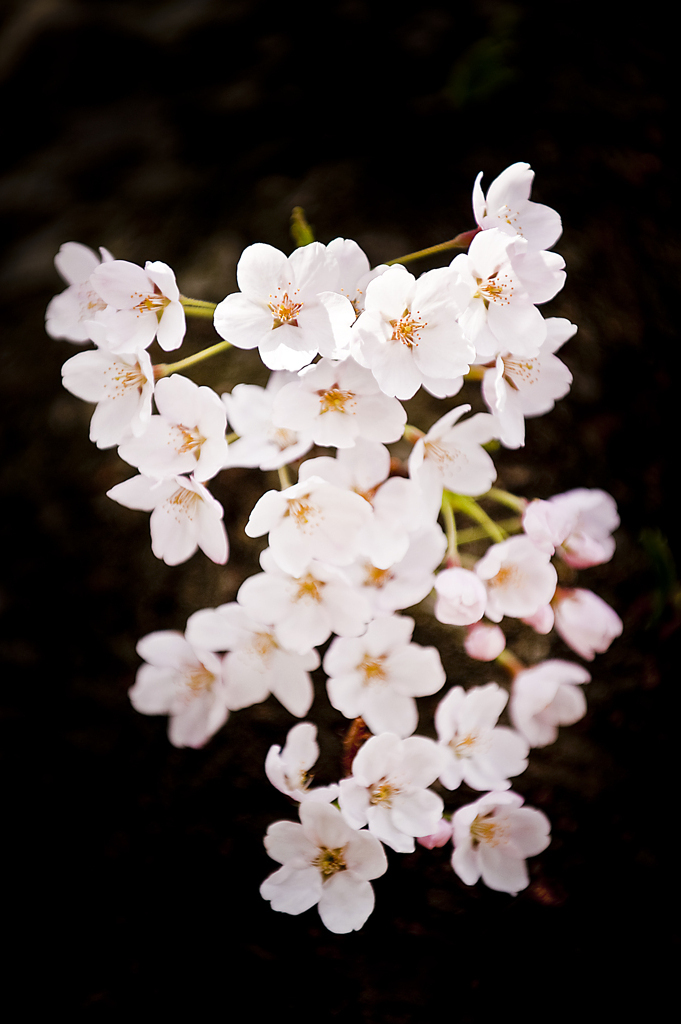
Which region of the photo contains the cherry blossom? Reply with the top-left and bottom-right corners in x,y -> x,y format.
509,659 -> 591,747
338,732 -> 444,853
89,258 -> 186,352
299,441 -> 432,570
260,801 -> 387,933
435,684 -> 528,791
272,356 -> 406,449
553,588 -> 623,661
523,488 -> 619,569
464,622 -> 507,661
213,242 -> 355,371
61,346 -> 154,449
475,536 -> 557,623
245,475 -> 373,577
451,228 -> 564,361
264,722 -> 338,803
408,405 -> 498,516
353,264 -> 474,399
131,631 -> 231,748
118,373 -> 229,482
184,602 -> 317,716
451,791 -> 551,894
221,375 -> 313,471
107,473 -> 228,565
417,818 -> 454,849
472,162 -> 562,251
46,241 -> 114,343
237,548 -> 373,654
324,615 -> 446,738
480,317 -> 575,449
346,525 -> 447,617
434,567 -> 487,626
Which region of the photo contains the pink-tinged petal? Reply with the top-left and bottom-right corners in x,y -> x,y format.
364,264 -> 415,320
150,499 -> 198,565
185,604 -> 251,652
269,658 -> 314,718
155,300 -> 186,351
129,665 -> 177,714
136,630 -> 196,667
338,778 -> 371,830
300,801 -> 354,849
55,241 -> 101,285
260,863 -> 322,915
263,820 -> 317,865
236,243 -> 288,302
352,732 -> 402,784
452,842 -> 481,886
145,260 -> 179,301
168,693 -> 229,749
91,260 -> 152,308
417,818 -> 454,849
392,787 -> 444,838
213,292 -> 271,349
318,872 -> 375,933
486,162 -> 534,210
479,846 -> 529,894
107,475 -> 173,512
362,690 -> 418,739
196,499 -> 229,565
344,830 -> 388,880
508,807 -> 551,857
366,804 -> 415,853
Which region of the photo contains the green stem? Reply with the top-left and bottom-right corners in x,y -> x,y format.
291,207 -> 315,247
403,423 -> 425,444
155,339 -> 232,377
225,432 -> 239,444
447,493 -> 507,544
278,465 -> 292,489
386,228 -> 480,266
180,296 -> 218,318
440,492 -> 459,566
485,487 -> 528,513
456,517 -> 522,545
495,648 -> 525,679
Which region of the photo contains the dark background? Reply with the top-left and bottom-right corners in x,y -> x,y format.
1,1 -> 675,1017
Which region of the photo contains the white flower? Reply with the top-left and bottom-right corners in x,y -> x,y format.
107,473 -> 228,566
213,242 -> 355,371
245,475 -> 373,577
481,318 -> 575,449
264,723 -> 338,803
434,567 -> 487,626
338,732 -> 444,853
408,405 -> 498,516
451,791 -> 551,894
221,374 -> 313,470
118,373 -> 229,481
61,347 -> 154,449
509,659 -> 591,747
46,241 -> 114,343
299,441 -> 432,570
451,229 -> 563,360
185,602 -> 318,716
553,588 -> 623,661
237,548 -> 373,654
260,801 -> 387,933
89,259 -> 186,352
472,163 -> 562,251
354,264 -> 474,399
435,684 -> 528,791
475,536 -> 557,623
346,525 -> 447,616
130,631 -> 231,748
324,615 -> 446,738
272,356 -> 406,449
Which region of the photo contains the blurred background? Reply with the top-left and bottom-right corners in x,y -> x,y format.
0,0 -> 675,1016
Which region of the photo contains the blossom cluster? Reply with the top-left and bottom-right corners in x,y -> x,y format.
50,162 -> 622,933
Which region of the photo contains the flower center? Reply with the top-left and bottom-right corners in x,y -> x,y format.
359,653 -> 387,683
107,360 -> 148,398
252,631 -> 278,660
314,847 -> 347,877
318,387 -> 356,414
370,780 -> 397,806
271,427 -> 298,452
488,564 -> 518,589
424,440 -> 457,465
295,574 -> 325,603
503,357 -> 538,391
168,486 -> 202,517
285,498 -> 318,528
474,272 -> 513,307
186,666 -> 215,694
136,288 -> 171,318
269,291 -> 303,329
364,564 -> 393,589
176,424 -> 206,457
389,308 -> 426,348
470,813 -> 508,848
451,732 -> 478,759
